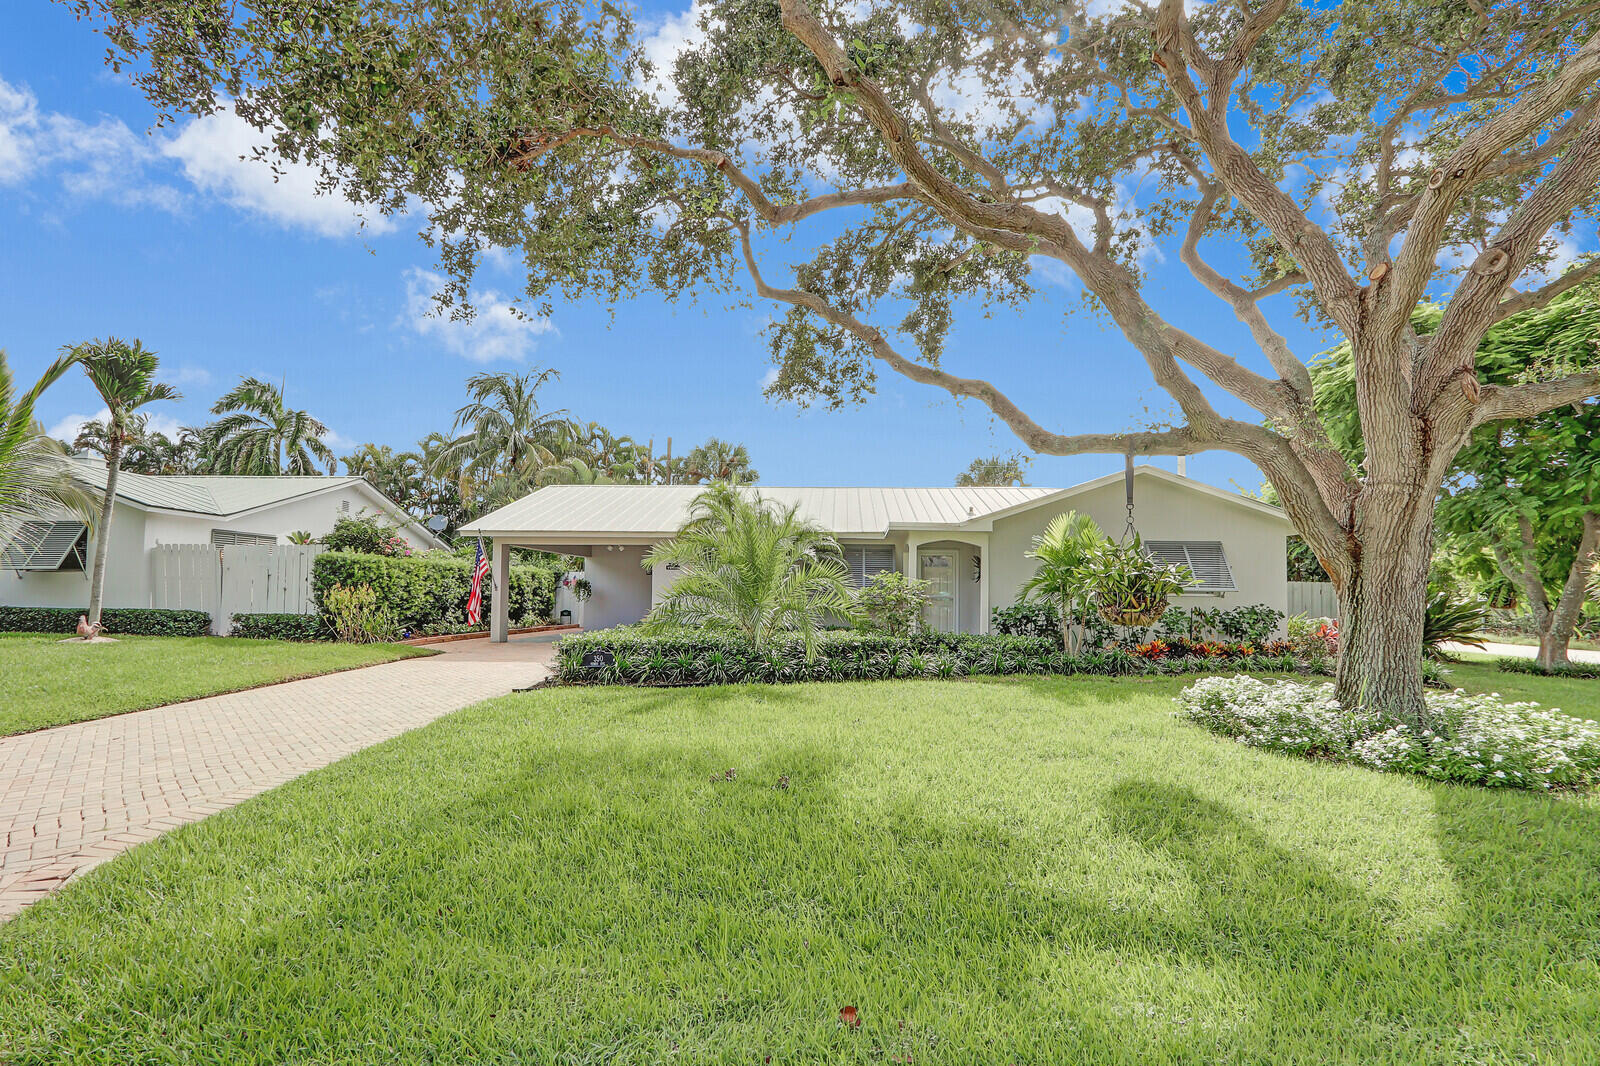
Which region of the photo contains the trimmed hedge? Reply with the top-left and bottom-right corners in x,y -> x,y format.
1497,657 -> 1600,679
554,629 -> 1318,687
231,613 -> 328,641
0,605 -> 212,637
312,551 -> 558,636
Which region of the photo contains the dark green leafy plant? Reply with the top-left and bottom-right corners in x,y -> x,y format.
230,613 -> 328,641
1423,591 -> 1489,660
313,551 -> 557,635
0,606 -> 210,636
1084,539 -> 1192,627
855,570 -> 930,638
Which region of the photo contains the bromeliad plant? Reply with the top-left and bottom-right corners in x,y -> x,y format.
642,482 -> 860,659
1084,538 -> 1193,628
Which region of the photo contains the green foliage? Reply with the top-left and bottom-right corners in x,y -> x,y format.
0,605 -> 210,636
990,602 -> 1062,641
1,348 -> 91,542
230,613 -> 328,641
955,452 -> 1030,487
1084,537 -> 1193,626
854,570 -> 930,638
312,551 -> 556,635
643,483 -> 859,657
554,629 -> 1313,687
322,583 -> 400,644
1158,605 -> 1285,646
1017,511 -> 1103,652
322,513 -> 411,556
1497,657 -> 1600,680
1423,591 -> 1489,660
197,376 -> 334,476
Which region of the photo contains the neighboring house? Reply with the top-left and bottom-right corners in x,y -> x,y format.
461,465 -> 1293,640
1,457 -> 444,612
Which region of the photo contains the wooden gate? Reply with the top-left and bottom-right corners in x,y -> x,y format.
151,543 -> 324,634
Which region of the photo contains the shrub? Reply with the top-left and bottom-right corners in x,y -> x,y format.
1287,614 -> 1339,659
554,629 -> 1314,687
1177,675 -> 1600,790
230,613 -> 327,641
1158,604 -> 1284,645
855,571 -> 931,637
322,513 -> 411,557
312,551 -> 557,635
1424,590 -> 1488,658
0,605 -> 211,636
323,583 -> 400,643
1497,657 -> 1600,679
991,602 -> 1062,641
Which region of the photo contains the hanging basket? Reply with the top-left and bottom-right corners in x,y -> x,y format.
1097,599 -> 1170,628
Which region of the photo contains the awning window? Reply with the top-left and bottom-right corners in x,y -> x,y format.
1145,540 -> 1237,592
1,520 -> 89,572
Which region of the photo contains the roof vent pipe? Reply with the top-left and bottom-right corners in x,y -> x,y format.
1175,456 -> 1187,477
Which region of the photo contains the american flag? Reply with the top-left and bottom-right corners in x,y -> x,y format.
467,537 -> 490,625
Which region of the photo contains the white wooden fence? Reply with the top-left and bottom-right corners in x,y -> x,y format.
151,543 -> 325,634
1287,580 -> 1339,620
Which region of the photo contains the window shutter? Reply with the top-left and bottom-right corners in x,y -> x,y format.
1144,540 -> 1236,591
1,520 -> 88,571
844,546 -> 895,587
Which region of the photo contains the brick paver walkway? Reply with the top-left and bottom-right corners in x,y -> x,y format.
0,637 -> 554,920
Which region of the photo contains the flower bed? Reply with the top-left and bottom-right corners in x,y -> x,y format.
1497,657 -> 1600,679
1177,674 -> 1600,791
554,629 -> 1322,687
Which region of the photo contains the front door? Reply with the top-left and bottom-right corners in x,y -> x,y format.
919,551 -> 959,633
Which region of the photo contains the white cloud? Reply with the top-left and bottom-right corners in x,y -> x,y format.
638,2 -> 713,110
170,365 -> 213,388
759,366 -> 780,391
0,74 -> 181,210
403,267 -> 555,363
48,408 -> 187,447
164,107 -> 395,238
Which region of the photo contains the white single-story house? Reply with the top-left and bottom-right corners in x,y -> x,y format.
461,465 -> 1294,640
1,457 -> 444,612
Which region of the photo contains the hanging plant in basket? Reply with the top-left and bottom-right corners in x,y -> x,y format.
1086,539 -> 1193,628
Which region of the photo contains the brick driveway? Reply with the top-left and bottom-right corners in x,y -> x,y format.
0,637 -> 554,921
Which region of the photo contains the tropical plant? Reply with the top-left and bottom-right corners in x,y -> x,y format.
0,348 -> 94,544
536,455 -> 618,486
677,437 -> 759,484
70,337 -> 181,627
197,377 -> 334,475
342,443 -> 424,510
1017,511 -> 1104,653
322,582 -> 400,643
855,570 -> 931,638
71,415 -> 201,475
437,369 -> 572,497
1423,590 -> 1489,661
642,482 -> 859,658
956,453 -> 1031,487
1084,538 -> 1193,628
286,530 -> 316,545
322,513 -> 408,556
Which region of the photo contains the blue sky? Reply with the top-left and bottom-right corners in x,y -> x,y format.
0,3 -> 1342,495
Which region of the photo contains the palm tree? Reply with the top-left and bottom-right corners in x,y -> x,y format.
342,443 -> 424,512
437,369 -> 572,494
643,482 -> 859,657
536,455 -> 618,486
679,437 -> 759,484
1,348 -> 94,544
71,338 -> 182,628
198,377 -> 334,475
1017,510 -> 1105,653
956,452 -> 1031,487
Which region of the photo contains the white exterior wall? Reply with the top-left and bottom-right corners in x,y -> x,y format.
0,507 -> 148,610
989,475 -> 1290,626
584,545 -> 653,630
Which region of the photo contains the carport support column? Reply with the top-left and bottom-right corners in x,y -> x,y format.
490,539 -> 511,643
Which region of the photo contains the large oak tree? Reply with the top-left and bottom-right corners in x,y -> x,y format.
68,0 -> 1600,724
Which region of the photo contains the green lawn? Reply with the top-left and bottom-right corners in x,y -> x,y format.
3,675 -> 1598,1064
1441,653 -> 1600,717
0,633 -> 429,735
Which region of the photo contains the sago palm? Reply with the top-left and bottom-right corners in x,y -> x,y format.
643,482 -> 859,657
0,348 -> 93,544
1018,510 -> 1104,653
71,338 -> 182,626
199,377 -> 334,475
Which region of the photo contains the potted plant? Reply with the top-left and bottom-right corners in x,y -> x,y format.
1085,538 -> 1192,628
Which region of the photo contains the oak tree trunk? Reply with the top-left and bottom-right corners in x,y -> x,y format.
1332,459 -> 1438,729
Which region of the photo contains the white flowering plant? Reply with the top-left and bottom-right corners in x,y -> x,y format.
1177,675 -> 1600,791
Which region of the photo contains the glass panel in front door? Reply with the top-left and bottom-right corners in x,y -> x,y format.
920,551 -> 958,632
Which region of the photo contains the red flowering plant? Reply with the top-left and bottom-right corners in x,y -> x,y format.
1133,639 -> 1170,661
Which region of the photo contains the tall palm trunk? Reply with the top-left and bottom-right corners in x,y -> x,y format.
87,439 -> 122,628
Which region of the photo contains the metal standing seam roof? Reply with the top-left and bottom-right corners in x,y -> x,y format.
463,484 -> 1065,538
63,457 -> 381,518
